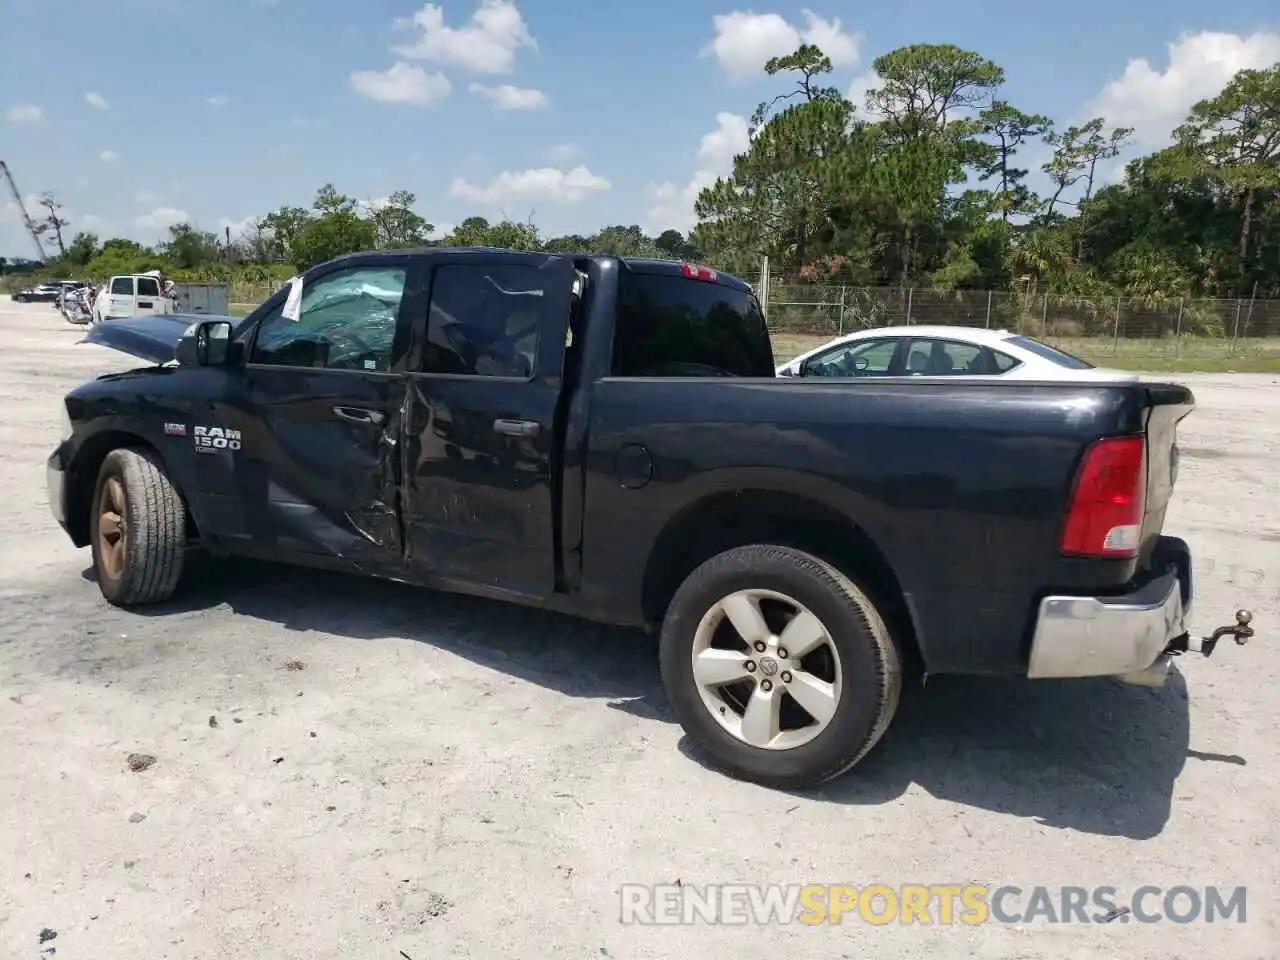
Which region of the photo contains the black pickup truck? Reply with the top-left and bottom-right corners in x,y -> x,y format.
46,248 -> 1255,788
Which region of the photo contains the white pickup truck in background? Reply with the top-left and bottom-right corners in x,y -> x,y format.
92,272 -> 229,323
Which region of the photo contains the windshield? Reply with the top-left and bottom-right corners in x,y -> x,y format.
1003,334 -> 1094,370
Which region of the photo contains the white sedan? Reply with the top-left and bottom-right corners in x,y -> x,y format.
775,325 -> 1138,382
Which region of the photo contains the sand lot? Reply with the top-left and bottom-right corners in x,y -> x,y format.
1,299 -> 1277,959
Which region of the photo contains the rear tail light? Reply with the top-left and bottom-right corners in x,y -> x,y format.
680,262 -> 719,282
1060,435 -> 1146,558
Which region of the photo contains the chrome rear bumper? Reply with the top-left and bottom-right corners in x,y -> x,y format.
1027,570 -> 1187,685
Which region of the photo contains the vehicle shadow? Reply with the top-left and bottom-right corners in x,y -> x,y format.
101,559 -> 1191,840
762,670 -> 1191,841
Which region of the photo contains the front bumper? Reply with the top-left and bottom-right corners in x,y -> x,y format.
47,451 -> 68,530
1027,538 -> 1192,685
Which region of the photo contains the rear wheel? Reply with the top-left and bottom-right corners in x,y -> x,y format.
90,448 -> 186,606
659,544 -> 901,789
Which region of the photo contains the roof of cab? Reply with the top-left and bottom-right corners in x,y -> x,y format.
318,247 -> 753,291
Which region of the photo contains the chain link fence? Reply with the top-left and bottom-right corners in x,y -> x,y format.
762,282 -> 1280,361
229,279 -> 284,307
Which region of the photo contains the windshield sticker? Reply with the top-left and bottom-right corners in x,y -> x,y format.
282,276 -> 303,322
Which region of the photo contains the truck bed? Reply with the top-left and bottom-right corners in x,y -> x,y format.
576,375 -> 1192,674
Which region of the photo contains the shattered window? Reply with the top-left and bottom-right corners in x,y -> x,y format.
422,264 -> 545,378
250,266 -> 406,372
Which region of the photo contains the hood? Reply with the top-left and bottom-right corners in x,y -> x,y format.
82,313 -> 232,365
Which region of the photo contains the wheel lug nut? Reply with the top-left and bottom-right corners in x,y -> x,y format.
781,671 -> 792,683
754,641 -> 766,653
760,679 -> 773,692
777,648 -> 788,659
745,661 -> 756,672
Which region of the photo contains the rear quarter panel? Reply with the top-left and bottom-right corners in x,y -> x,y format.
582,377 -> 1156,674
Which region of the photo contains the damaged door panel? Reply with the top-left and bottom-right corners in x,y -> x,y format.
401,253 -> 577,597
232,259 -> 419,574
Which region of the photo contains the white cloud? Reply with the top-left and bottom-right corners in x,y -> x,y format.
135,190 -> 161,205
0,193 -> 42,218
469,83 -> 547,109
217,215 -> 257,238
85,92 -> 110,110
350,62 -> 452,105
846,70 -> 884,118
206,94 -> 228,108
1088,29 -> 1280,149
99,150 -> 117,162
702,10 -> 860,81
548,143 -> 576,163
6,104 -> 43,123
79,214 -> 109,233
393,0 -> 535,74
645,112 -> 751,233
133,207 -> 188,231
358,196 -> 393,214
449,165 -> 610,204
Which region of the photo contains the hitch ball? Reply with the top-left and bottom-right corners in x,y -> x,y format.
1200,608 -> 1256,658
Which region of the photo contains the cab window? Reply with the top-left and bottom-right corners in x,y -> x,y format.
421,264 -> 545,378
611,269 -> 773,378
249,266 -> 406,372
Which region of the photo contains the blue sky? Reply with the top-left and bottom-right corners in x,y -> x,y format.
2,0 -> 1278,259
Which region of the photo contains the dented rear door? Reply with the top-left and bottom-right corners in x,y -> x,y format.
401,251 -> 576,597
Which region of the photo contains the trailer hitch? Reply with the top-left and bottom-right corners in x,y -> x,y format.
1165,609 -> 1254,658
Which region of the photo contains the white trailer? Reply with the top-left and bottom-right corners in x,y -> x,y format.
170,282 -> 230,317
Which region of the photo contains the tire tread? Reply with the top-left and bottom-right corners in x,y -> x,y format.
95,447 -> 185,605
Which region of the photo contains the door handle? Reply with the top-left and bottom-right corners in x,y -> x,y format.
333,406 -> 385,425
493,418 -> 540,437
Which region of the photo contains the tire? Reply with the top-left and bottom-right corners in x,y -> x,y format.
89,448 -> 186,606
659,544 -> 901,789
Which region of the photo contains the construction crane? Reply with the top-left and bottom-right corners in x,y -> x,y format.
0,160 -> 48,260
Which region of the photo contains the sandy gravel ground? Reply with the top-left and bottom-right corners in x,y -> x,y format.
1,300 -> 1277,959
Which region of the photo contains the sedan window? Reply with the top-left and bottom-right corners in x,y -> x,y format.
904,338 -> 988,375
991,350 -> 1020,372
1003,334 -> 1094,370
802,338 -> 897,376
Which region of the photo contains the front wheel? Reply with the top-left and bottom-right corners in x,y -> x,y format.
659,544 -> 902,789
90,448 -> 187,606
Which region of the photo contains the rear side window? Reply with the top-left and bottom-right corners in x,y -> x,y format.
991,350 -> 1020,372
110,277 -> 133,295
136,277 -> 160,297
422,264 -> 545,378
1004,335 -> 1094,370
612,271 -> 774,377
